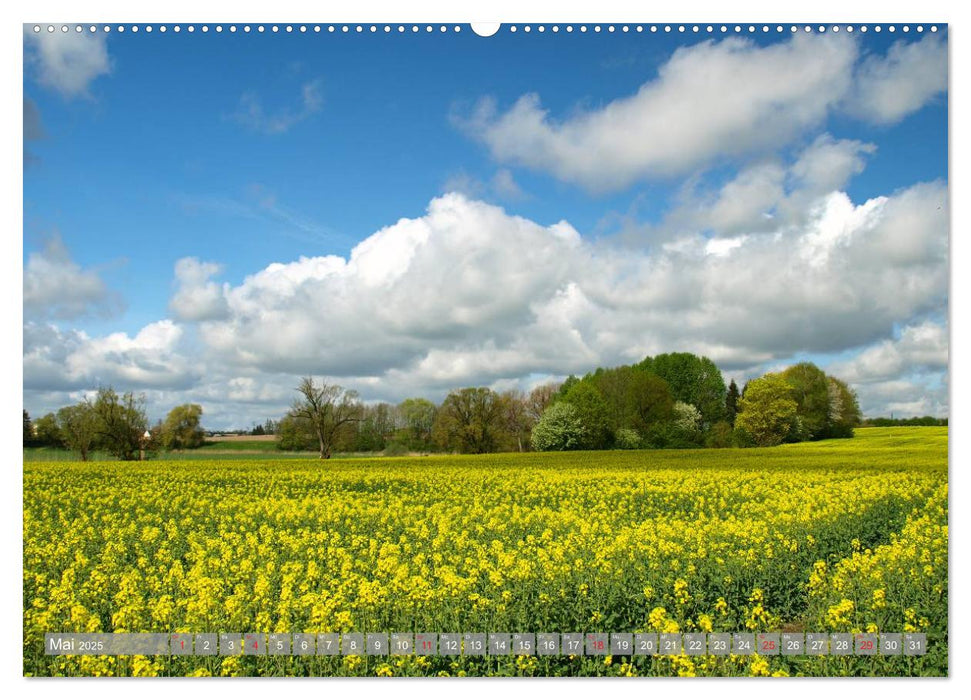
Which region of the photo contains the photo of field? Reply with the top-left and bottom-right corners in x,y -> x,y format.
23,427 -> 946,677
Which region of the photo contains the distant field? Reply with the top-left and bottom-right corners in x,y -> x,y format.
23,427 -> 947,677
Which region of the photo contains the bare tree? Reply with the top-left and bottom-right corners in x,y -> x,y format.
526,382 -> 561,423
292,377 -> 363,459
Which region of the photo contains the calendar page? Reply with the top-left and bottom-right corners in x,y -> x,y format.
22,15 -> 949,680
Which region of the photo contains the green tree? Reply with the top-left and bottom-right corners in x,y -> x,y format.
56,402 -> 100,461
432,387 -> 505,454
589,366 -> 674,435
614,427 -> 642,450
780,362 -> 830,439
706,421 -> 734,448
639,352 -> 727,426
725,379 -> 741,426
32,412 -> 62,448
822,376 -> 862,438
23,410 -> 34,446
160,404 -> 205,451
556,375 -> 580,400
397,397 -> 437,450
531,402 -> 585,451
291,377 -> 363,459
562,381 -> 611,449
735,373 -> 798,447
276,413 -> 316,451
353,403 -> 397,452
672,401 -> 702,432
92,387 -> 149,460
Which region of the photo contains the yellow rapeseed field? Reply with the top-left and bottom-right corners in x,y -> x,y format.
23,427 -> 947,677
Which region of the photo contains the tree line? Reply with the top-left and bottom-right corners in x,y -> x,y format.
23,352 -> 866,461
23,388 -> 204,461
280,353 -> 863,458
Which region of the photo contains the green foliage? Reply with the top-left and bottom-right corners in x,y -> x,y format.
352,403 -> 396,452
705,420 -> 734,448
865,416 -> 947,427
397,398 -> 437,450
32,413 -> 62,448
639,352 -> 727,426
23,410 -> 34,446
735,373 -> 799,447
726,379 -> 740,426
613,427 -> 642,450
276,413 -> 317,451
160,403 -> 206,451
672,401 -> 702,432
432,387 -> 505,454
562,381 -> 612,449
531,402 -> 585,451
821,376 -> 862,438
588,365 -> 674,435
780,363 -> 831,439
556,374 -> 580,399
92,388 -> 149,461
382,439 -> 411,457
56,403 -> 100,461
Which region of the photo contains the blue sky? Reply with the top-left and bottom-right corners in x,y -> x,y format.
23,24 -> 949,427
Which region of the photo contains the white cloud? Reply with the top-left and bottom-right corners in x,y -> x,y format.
24,28 -> 110,99
232,80 -> 323,134
827,320 -> 948,385
849,376 -> 948,419
490,169 -> 526,200
789,134 -> 876,196
441,169 -> 528,202
169,258 -> 229,322
23,235 -> 120,320
616,134 -> 876,244
184,186 -> 945,400
23,182 -> 947,423
848,34 -> 948,124
457,33 -> 858,192
23,320 -> 197,392
458,34 -> 945,193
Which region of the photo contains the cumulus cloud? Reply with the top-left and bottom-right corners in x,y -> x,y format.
616,134 -> 876,243
23,319 -> 198,392
827,320 -> 948,385
232,80 -> 323,134
23,180 -> 947,423
456,33 -> 858,192
457,33 -> 945,193
169,258 -> 229,322
23,28 -> 111,99
849,376 -> 948,419
848,33 -> 948,124
184,186 -> 945,401
23,235 -> 121,320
